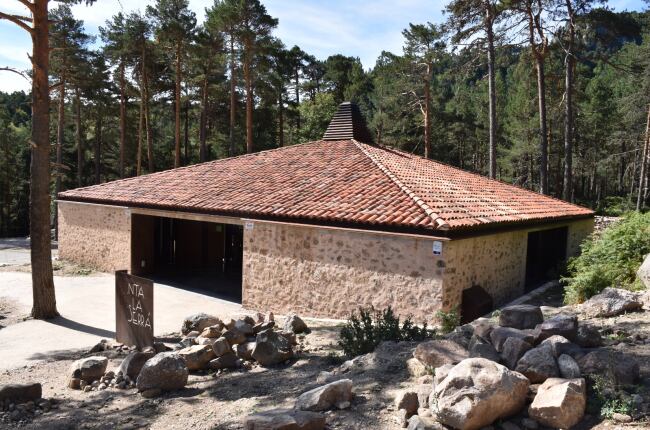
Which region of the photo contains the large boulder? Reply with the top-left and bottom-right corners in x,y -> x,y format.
500,337 -> 532,369
558,354 -> 581,379
432,358 -> 529,430
177,344 -> 215,370
575,325 -> 603,348
577,349 -> 639,386
528,378 -> 586,429
535,314 -> 578,342
0,383 -> 42,403
515,346 -> 559,383
638,254 -> 650,289
295,379 -> 353,411
395,389 -> 420,416
469,336 -> 500,363
136,352 -> 188,392
499,305 -> 544,330
181,313 -> 221,335
581,287 -> 642,317
414,340 -> 468,368
407,415 -> 444,430
208,352 -> 238,370
117,351 -> 155,380
252,329 -> 294,366
538,335 -> 571,358
212,337 -> 231,357
244,408 -> 325,430
489,327 -> 535,352
222,328 -> 248,346
433,364 -> 454,386
68,356 -> 108,384
284,314 -> 311,334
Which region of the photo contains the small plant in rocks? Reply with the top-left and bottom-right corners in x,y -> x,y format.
588,374 -> 636,419
435,308 -> 460,334
339,306 -> 435,357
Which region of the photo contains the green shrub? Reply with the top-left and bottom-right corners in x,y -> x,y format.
563,211 -> 650,304
338,306 -> 435,357
588,375 -> 635,419
435,308 -> 460,334
596,196 -> 637,217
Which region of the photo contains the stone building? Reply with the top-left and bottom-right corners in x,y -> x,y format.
57,102 -> 594,323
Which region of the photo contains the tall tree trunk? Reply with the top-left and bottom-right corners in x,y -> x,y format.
229,34 -> 236,157
137,86 -> 144,176
244,46 -> 253,154
54,74 -> 65,240
295,68 -> 300,130
486,6 -> 497,179
278,90 -> 284,147
119,61 -> 126,178
174,43 -> 182,168
423,66 -> 432,159
184,99 -> 189,163
141,47 -> 154,173
199,75 -> 208,162
94,112 -> 102,184
30,0 -> 58,319
637,103 -> 650,210
562,0 -> 575,201
535,56 -> 549,194
75,86 -> 82,188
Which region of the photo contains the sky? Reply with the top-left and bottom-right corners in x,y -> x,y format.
0,0 -> 647,93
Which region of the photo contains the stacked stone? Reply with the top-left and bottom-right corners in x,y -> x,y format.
394,292 -> 644,430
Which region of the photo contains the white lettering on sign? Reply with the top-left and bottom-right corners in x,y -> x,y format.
244,221 -> 254,230
125,280 -> 152,330
432,241 -> 443,256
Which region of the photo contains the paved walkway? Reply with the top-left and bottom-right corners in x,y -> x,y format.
0,271 -> 244,370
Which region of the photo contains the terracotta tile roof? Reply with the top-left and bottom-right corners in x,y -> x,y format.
58,139 -> 593,233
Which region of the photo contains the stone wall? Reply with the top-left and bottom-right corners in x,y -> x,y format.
242,221 -> 446,323
442,218 -> 594,310
58,201 -> 131,272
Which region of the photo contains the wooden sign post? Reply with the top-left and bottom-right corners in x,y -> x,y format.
115,270 -> 154,349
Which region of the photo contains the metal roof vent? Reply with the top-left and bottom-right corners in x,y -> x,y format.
322,101 -> 374,144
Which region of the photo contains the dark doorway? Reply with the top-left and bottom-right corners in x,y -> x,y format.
131,215 -> 243,302
525,226 -> 568,291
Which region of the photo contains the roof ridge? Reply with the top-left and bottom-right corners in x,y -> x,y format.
352,139 -> 450,230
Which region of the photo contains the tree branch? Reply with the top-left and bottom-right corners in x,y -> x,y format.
0,66 -> 31,82
16,0 -> 34,13
0,11 -> 33,34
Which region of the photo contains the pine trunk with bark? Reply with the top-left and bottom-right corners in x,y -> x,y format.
199,75 -> 208,162
562,0 -> 575,201
75,87 -> 82,188
637,103 -> 650,210
30,0 -> 58,319
244,44 -> 253,154
118,61 -> 126,178
54,72 -> 65,240
486,5 -> 497,179
536,56 -> 549,195
295,68 -> 300,130
423,65 -> 432,159
94,112 -> 102,184
229,35 -> 236,157
278,90 -> 284,147
174,43 -> 182,168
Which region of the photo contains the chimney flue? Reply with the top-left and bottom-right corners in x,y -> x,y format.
322,102 -> 374,144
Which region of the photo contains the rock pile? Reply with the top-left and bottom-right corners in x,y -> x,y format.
395,300 -> 643,429
0,383 -> 58,424
67,312 -> 310,399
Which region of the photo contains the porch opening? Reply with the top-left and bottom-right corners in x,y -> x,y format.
131,214 -> 243,302
525,226 -> 568,291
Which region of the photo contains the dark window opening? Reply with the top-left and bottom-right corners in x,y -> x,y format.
131,214 -> 243,302
525,227 -> 568,291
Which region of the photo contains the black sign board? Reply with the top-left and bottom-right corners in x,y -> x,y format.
115,270 -> 154,349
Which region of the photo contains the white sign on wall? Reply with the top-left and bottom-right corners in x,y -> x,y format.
432,240 -> 443,256
244,221 -> 254,230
